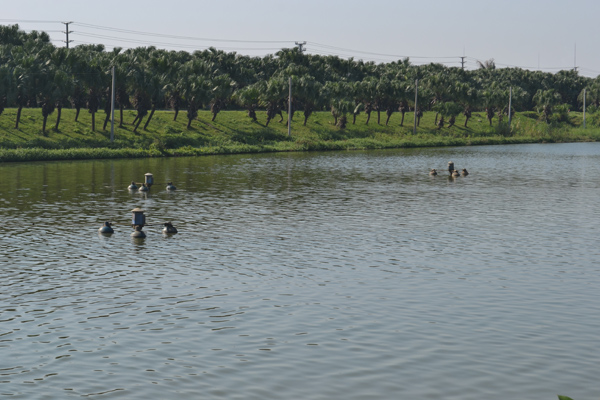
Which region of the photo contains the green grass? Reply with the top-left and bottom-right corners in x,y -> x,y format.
1,107 -> 600,162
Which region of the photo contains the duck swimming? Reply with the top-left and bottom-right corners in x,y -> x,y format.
128,181 -> 138,190
429,169 -> 438,176
166,182 -> 177,191
163,221 -> 178,234
451,170 -> 460,177
461,168 -> 469,176
98,221 -> 114,234
131,225 -> 146,238
139,183 -> 149,192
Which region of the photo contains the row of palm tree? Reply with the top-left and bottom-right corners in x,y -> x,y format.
0,24 -> 597,135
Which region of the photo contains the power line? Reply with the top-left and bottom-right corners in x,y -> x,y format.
0,19 -> 62,24
73,31 -> 283,51
72,22 -> 293,44
4,20 -> 598,76
310,42 -> 460,60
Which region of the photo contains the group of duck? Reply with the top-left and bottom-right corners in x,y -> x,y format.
127,181 -> 177,191
429,161 -> 469,178
99,221 -> 177,235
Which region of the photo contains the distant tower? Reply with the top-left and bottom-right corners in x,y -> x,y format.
295,41 -> 307,52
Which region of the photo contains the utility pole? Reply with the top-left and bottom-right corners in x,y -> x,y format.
583,88 -> 586,129
295,41 -> 306,52
110,66 -> 115,143
508,87 -> 512,127
460,56 -> 466,70
574,43 -> 578,72
287,77 -> 292,137
62,21 -> 73,49
413,79 -> 418,135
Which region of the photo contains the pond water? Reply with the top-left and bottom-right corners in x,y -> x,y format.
1,143 -> 599,400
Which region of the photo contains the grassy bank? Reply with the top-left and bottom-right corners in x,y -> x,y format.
1,107 -> 600,162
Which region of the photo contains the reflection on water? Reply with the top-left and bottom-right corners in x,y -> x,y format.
1,143 -> 600,400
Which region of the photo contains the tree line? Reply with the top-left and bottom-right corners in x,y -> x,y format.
1,24 -> 600,135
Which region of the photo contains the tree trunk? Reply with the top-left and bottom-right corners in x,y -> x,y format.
133,114 -> 143,133
144,107 -> 156,130
173,109 -> 179,121
119,106 -> 124,128
365,111 -> 371,125
385,109 -> 393,126
448,116 -> 456,128
103,113 -> 110,130
15,106 -> 22,129
42,115 -> 48,136
91,112 -> 96,132
437,116 -> 444,130
75,107 -> 80,122
400,112 -> 405,126
377,110 -> 381,125
55,106 -> 62,131
464,116 -> 470,127
187,117 -> 193,129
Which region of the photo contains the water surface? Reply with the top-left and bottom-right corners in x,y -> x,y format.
1,143 -> 599,399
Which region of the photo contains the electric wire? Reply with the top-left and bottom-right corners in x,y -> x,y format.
3,19 -> 598,76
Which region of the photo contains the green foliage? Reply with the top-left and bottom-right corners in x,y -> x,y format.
550,104 -> 571,123
0,107 -> 599,163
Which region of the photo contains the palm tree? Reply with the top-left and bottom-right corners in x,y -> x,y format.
38,67 -> 56,135
233,84 -> 260,121
578,78 -> 600,110
209,74 -> 234,122
52,69 -> 73,131
294,75 -> 323,126
533,89 -> 561,122
424,70 -> 454,127
481,84 -> 505,126
13,57 -> 38,129
143,73 -> 166,130
87,87 -> 101,132
0,65 -> 11,119
181,74 -> 209,129
323,81 -> 353,128
110,54 -> 132,128
70,84 -> 86,122
258,77 -> 287,127
477,58 -> 496,70
454,82 -> 478,128
79,63 -> 105,132
330,98 -> 354,129
358,77 -> 377,125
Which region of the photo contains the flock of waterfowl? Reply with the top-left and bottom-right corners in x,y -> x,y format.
97,175 -> 179,237
127,181 -> 177,192
429,161 -> 469,177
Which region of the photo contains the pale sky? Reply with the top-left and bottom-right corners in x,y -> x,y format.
3,0 -> 600,77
